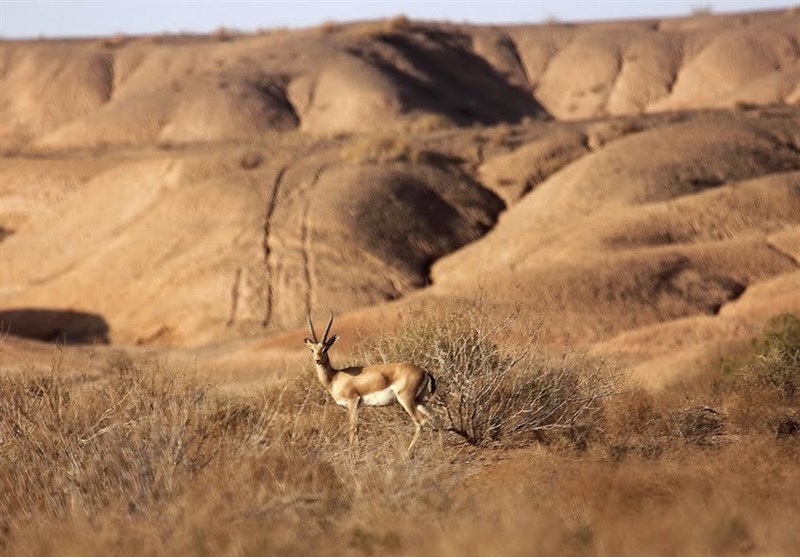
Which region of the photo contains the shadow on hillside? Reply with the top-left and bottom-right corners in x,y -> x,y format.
346,28 -> 548,124
0,309 -> 110,345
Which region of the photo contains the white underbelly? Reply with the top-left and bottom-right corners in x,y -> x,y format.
361,387 -> 397,407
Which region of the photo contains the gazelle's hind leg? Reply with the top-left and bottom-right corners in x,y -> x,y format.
416,403 -> 445,450
396,392 -> 423,455
347,399 -> 361,447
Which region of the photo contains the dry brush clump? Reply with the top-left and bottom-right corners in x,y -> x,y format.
341,135 -> 429,165
723,312 -> 800,438
604,313 -> 800,463
404,113 -> 454,133
1,353 -> 264,521
364,306 -> 620,447
346,15 -> 413,39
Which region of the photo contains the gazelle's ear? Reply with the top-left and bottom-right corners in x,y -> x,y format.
304,338 -> 316,349
325,335 -> 339,348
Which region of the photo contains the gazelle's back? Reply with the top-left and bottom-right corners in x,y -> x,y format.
333,362 -> 426,398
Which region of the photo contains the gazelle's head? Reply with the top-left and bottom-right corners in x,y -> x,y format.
304,311 -> 339,364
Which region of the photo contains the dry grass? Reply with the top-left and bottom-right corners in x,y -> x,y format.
317,20 -> 343,36
585,118 -> 645,150
0,351 -> 453,556
437,439 -> 800,557
404,113 -> 454,133
341,135 -> 427,165
690,4 -> 713,16
347,15 -> 413,39
2,314 -> 799,555
385,15 -> 412,32
211,27 -> 238,42
238,150 -> 264,170
98,33 -> 129,49
722,313 -> 800,437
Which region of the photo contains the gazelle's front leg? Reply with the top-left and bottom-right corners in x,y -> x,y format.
347,399 -> 361,447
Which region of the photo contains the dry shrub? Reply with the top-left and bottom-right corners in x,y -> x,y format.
723,313 -> 800,437
239,150 -> 263,170
691,4 -> 713,15
2,356 -> 236,519
364,305 -> 619,446
605,388 -> 670,460
348,15 -> 412,39
317,20 -> 343,35
98,33 -> 129,49
606,390 -> 729,461
676,406 -> 725,446
405,113 -> 454,133
386,15 -> 411,31
341,135 -> 428,164
586,118 -> 645,150
733,100 -> 759,111
607,314 -> 800,461
211,27 -> 237,42
485,121 -> 516,149
735,313 -> 800,400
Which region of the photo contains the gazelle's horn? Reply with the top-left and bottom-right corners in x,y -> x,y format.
307,312 -> 318,343
322,310 -> 334,344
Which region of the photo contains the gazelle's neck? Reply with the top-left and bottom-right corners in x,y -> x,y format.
314,354 -> 336,390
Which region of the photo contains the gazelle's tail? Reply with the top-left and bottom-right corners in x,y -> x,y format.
427,373 -> 437,395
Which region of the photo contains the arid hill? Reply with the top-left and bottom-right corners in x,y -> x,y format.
2,10 -> 800,557
1,9 -> 799,386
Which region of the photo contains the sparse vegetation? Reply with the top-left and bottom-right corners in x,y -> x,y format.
98,33 -> 129,49
2,312 -> 800,555
317,20 -> 343,36
239,150 -> 264,170
404,113 -> 454,133
3,7 -> 800,555
733,99 -> 759,111
385,14 -> 412,33
691,4 -> 713,16
585,117 -> 646,149
721,313 -> 800,437
341,134 -> 427,164
211,26 -> 237,42
731,313 -> 800,398
606,314 -> 800,457
348,15 -> 413,39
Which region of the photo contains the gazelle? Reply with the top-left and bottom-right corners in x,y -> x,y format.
304,311 -> 444,454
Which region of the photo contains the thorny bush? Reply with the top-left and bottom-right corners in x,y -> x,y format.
365,306 -> 619,446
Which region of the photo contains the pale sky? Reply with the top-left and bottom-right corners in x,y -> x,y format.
1,0 -> 796,39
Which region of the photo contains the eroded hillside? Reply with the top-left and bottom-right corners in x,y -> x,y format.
1,10 -> 799,384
